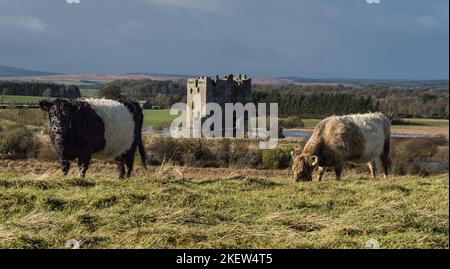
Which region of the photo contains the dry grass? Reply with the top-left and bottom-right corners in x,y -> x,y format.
0,160 -> 448,249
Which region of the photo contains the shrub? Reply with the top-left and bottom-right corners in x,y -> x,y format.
0,125 -> 41,159
215,139 -> 262,168
261,148 -> 292,169
181,139 -> 216,167
146,137 -> 185,165
146,137 -> 263,168
391,137 -> 448,176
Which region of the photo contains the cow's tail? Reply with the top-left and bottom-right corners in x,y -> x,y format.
125,101 -> 147,170
135,104 -> 147,170
138,135 -> 147,170
382,116 -> 392,173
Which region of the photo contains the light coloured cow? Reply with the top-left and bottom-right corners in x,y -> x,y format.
292,112 -> 391,181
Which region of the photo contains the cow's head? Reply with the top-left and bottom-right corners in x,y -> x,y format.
292,153 -> 319,181
39,99 -> 79,154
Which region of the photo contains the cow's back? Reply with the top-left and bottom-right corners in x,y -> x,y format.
310,113 -> 390,164
85,99 -> 135,160
344,113 -> 389,161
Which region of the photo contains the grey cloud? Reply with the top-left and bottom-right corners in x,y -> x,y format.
0,0 -> 447,79
0,15 -> 45,33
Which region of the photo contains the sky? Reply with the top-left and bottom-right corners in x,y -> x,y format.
0,0 -> 448,79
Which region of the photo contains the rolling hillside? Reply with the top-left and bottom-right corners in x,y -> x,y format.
0,65 -> 57,77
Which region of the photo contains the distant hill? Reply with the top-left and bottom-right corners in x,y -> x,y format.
0,65 -> 58,77
279,77 -> 449,88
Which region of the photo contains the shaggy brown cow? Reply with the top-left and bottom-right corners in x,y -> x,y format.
292,113 -> 391,181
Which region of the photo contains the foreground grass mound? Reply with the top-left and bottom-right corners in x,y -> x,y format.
0,168 -> 448,249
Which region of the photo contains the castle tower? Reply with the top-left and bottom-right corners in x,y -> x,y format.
186,74 -> 252,137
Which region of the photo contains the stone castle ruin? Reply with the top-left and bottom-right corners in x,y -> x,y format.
186,74 -> 252,136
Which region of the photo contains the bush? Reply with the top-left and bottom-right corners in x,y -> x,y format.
214,139 -> 262,168
146,137 -> 185,165
0,125 -> 41,159
146,137 -> 263,168
261,148 -> 292,169
391,137 -> 448,176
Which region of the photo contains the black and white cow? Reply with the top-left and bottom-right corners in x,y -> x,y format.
39,98 -> 147,179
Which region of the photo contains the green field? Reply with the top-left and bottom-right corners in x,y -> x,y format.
302,119 -> 321,127
80,89 -> 99,98
0,108 -> 178,130
143,109 -> 180,129
1,95 -> 53,103
0,98 -> 447,129
0,163 -> 447,249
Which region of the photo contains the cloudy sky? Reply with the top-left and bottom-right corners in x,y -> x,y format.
0,0 -> 448,79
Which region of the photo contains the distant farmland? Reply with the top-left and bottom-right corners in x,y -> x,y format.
0,95 -> 53,104
0,90 -> 98,103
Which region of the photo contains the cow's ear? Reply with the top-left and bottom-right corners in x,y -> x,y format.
39,100 -> 52,112
309,155 -> 319,166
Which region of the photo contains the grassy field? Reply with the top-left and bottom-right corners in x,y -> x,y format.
141,112 -> 449,129
143,109 -> 180,129
0,102 -> 447,130
80,89 -> 99,98
1,95 -> 53,103
302,119 -> 321,127
0,161 -> 447,249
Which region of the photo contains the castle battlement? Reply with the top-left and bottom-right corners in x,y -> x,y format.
188,74 -> 251,87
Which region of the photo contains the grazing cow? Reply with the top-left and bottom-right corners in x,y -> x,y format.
39,98 -> 147,179
292,112 -> 391,181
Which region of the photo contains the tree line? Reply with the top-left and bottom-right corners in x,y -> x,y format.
253,83 -> 449,119
252,91 -> 374,118
99,79 -> 186,108
0,81 -> 81,99
99,79 -> 448,119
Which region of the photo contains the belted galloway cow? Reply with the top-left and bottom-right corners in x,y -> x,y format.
39,98 -> 147,179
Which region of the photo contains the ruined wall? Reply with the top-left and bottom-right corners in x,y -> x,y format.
186,74 -> 252,136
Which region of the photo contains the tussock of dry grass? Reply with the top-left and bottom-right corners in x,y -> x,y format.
0,161 -> 448,249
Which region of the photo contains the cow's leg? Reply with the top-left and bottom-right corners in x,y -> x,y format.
335,162 -> 344,180
124,154 -> 135,178
60,159 -> 70,176
317,166 -> 325,181
78,154 -> 92,179
116,159 -> 126,179
380,154 -> 391,179
368,161 -> 377,179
